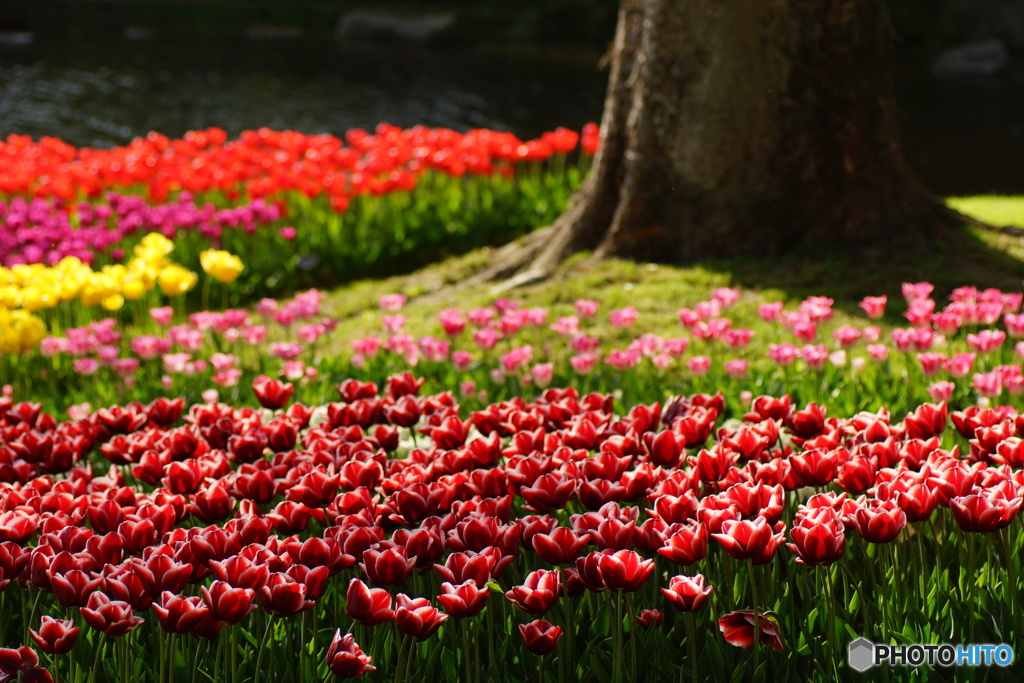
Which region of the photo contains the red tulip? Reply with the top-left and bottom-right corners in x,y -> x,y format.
575,550 -> 654,593
394,594 -> 448,640
29,616 -> 79,655
360,546 -> 415,587
590,517 -> 636,551
209,555 -> 270,591
657,521 -> 709,566
146,397 -> 185,427
258,574 -> 314,617
521,473 -> 577,513
518,619 -> 563,655
345,578 -> 394,626
718,610 -> 785,652
644,430 -> 687,467
950,494 -> 1023,533
849,500 -> 906,543
252,379 -> 294,410
383,395 -> 420,428
325,630 -> 376,678
80,592 -> 144,637
651,492 -> 700,525
386,372 -> 425,399
531,527 -> 590,565
505,569 -> 561,614
200,580 -> 256,624
287,468 -> 341,508
693,448 -> 740,484
137,553 -> 191,598
437,580 -> 489,619
50,569 -> 102,608
786,509 -> 845,565
835,456 -> 877,494
433,549 -> 507,587
0,647 -> 51,683
102,565 -> 155,612
635,609 -> 664,629
711,517 -> 785,563
904,402 -> 947,440
153,592 -> 219,638
661,574 -> 713,612
787,448 -> 841,488
163,460 -> 205,496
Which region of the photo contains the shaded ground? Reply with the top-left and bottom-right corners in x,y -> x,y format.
319,222 -> 1024,355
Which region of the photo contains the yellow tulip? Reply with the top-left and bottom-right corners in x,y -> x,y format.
200,249 -> 244,284
101,293 -> 125,311
135,233 -> 175,262
16,312 -> 47,350
121,275 -> 146,301
0,286 -> 21,308
0,327 -> 19,354
20,287 -> 58,312
158,264 -> 199,297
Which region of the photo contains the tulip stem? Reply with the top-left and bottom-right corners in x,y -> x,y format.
999,527 -> 1018,624
168,632 -> 177,683
406,638 -> 417,683
255,617 -> 274,683
90,633 -> 106,683
967,532 -> 977,646
612,591 -> 623,683
625,592 -> 637,680
823,566 -> 839,680
685,612 -> 697,683
462,621 -> 472,683
564,598 -> 575,682
486,604 -> 495,677
191,640 -> 203,683
214,631 -> 223,683
231,623 -> 240,683
748,565 -> 761,674
473,616 -> 481,683
157,627 -> 165,683
394,632 -> 406,683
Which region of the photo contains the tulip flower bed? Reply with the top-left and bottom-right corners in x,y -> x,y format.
0,375 -> 1019,682
0,125 -> 595,303
15,279 -> 1024,430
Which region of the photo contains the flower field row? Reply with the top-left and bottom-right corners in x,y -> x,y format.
0,376 -> 1018,682
14,280 -> 1024,427
0,125 -> 597,301
0,194 -> 282,269
0,125 -> 597,203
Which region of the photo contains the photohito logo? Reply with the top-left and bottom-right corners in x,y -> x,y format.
848,638 -> 1014,672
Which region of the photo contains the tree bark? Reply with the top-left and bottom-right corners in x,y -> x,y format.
491,0 -> 958,285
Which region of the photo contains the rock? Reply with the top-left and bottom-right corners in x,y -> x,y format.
945,0 -> 1024,50
246,25 -> 303,41
335,10 -> 457,44
931,39 -> 1009,77
0,31 -> 33,47
123,27 -> 157,41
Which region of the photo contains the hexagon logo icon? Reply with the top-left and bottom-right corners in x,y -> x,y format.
848,638 -> 875,672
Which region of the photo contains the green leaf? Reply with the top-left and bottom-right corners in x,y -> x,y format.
441,647 -> 458,682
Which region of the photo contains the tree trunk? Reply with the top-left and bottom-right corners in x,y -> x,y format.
491,0 -> 957,285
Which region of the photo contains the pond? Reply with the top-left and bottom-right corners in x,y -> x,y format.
0,35 -> 1020,197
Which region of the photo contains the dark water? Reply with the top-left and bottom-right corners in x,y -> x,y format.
0,37 -> 606,145
0,36 -> 1021,196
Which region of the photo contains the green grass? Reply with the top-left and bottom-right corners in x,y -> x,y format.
948,195 -> 1024,228
321,220 -> 1024,354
